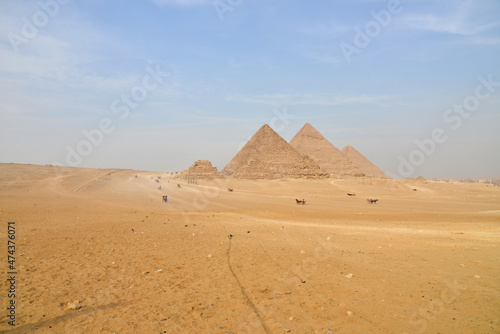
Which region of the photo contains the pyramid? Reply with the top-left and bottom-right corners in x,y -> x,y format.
180,160 -> 222,180
341,145 -> 388,178
221,124 -> 329,179
289,123 -> 364,177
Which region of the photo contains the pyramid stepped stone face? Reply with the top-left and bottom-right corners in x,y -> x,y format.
341,145 -> 389,178
180,160 -> 222,180
221,124 -> 329,180
290,123 -> 364,177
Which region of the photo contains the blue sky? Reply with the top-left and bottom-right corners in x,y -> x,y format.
0,0 -> 499,179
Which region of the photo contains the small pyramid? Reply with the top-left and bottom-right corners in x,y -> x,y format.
221,124 -> 329,179
290,123 -> 364,177
341,145 -> 388,178
180,160 -> 222,180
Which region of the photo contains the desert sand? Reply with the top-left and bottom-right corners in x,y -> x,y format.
0,163 -> 499,333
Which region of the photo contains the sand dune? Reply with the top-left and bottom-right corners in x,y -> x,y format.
0,163 -> 499,333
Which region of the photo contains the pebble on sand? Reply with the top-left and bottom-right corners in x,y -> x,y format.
346,311 -> 354,316
67,301 -> 82,310
346,273 -> 354,278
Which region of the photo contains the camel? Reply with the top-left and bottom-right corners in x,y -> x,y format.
296,199 -> 306,205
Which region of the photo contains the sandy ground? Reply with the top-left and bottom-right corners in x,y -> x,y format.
0,163 -> 499,334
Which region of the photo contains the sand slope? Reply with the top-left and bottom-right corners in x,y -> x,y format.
0,163 -> 499,333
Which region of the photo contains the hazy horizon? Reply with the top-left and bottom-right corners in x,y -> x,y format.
1,0 -> 499,179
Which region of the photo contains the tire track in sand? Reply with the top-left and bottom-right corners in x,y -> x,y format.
224,225 -> 271,334
73,170 -> 121,192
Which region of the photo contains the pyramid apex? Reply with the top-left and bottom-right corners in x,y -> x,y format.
254,124 -> 281,137
342,145 -> 355,151
257,124 -> 275,132
296,123 -> 323,139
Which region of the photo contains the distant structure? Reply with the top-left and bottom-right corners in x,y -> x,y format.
341,145 -> 388,179
289,123 -> 364,177
221,124 -> 329,179
180,160 -> 222,180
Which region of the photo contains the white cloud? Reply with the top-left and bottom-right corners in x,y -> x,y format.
0,39 -> 140,95
402,1 -> 500,36
0,7 -> 164,100
405,14 -> 500,36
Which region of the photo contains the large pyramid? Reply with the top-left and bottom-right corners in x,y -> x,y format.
289,123 -> 364,177
341,145 -> 388,178
221,124 -> 329,179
